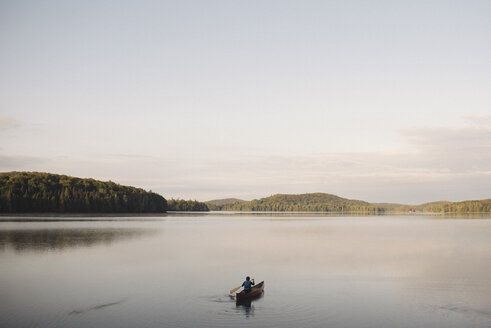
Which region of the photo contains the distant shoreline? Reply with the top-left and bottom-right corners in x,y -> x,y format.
1,211 -> 490,219
2,172 -> 490,215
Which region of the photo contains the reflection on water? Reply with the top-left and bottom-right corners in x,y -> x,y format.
436,303 -> 491,318
0,228 -> 158,252
0,215 -> 490,328
236,293 -> 264,317
2,212 -> 489,221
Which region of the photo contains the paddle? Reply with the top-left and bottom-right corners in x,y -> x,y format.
229,285 -> 242,294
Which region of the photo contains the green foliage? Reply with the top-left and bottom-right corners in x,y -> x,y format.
4,172 -> 488,214
167,199 -> 209,212
0,172 -> 167,213
213,193 -> 385,213
219,193 -> 491,214
205,194 -> 491,213
376,200 -> 491,213
205,198 -> 245,210
416,200 -> 491,213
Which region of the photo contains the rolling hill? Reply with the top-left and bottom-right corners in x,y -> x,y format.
206,193 -> 491,213
205,198 -> 246,210
0,172 -> 167,213
207,193 -> 383,213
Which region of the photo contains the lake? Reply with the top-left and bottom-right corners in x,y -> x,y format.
1,214 -> 491,328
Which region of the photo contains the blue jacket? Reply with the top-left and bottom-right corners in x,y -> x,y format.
242,280 -> 253,291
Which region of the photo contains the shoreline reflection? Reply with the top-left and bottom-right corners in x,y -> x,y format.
0,228 -> 159,252
235,293 -> 264,317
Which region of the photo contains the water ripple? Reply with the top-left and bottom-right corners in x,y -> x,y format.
68,299 -> 126,316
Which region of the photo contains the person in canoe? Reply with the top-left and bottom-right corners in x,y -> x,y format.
242,276 -> 255,293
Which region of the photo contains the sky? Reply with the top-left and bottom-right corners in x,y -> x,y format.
0,0 -> 490,204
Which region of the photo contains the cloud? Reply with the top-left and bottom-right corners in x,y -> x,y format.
0,154 -> 46,169
149,120 -> 491,203
95,153 -> 161,160
0,116 -> 21,131
0,120 -> 489,204
399,123 -> 491,172
463,115 -> 491,127
401,125 -> 491,152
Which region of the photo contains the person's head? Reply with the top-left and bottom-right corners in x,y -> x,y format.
246,276 -> 250,281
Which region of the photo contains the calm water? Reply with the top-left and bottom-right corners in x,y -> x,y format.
1,214 -> 491,328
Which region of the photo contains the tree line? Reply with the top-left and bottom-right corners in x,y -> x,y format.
167,199 -> 209,211
207,193 -> 491,213
2,172 -> 488,214
210,193 -> 385,213
0,172 -> 166,213
414,200 -> 491,213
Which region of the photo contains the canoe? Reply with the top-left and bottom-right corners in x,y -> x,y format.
236,281 -> 264,301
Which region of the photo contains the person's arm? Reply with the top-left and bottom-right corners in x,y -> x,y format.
252,279 -> 255,286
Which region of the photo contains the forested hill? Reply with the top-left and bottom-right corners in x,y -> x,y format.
409,199 -> 491,213
211,193 -> 384,213
205,198 -> 246,211
2,172 -> 488,214
208,193 -> 491,213
0,172 -> 167,213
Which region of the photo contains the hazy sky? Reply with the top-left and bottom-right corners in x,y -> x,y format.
1,0 -> 490,203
